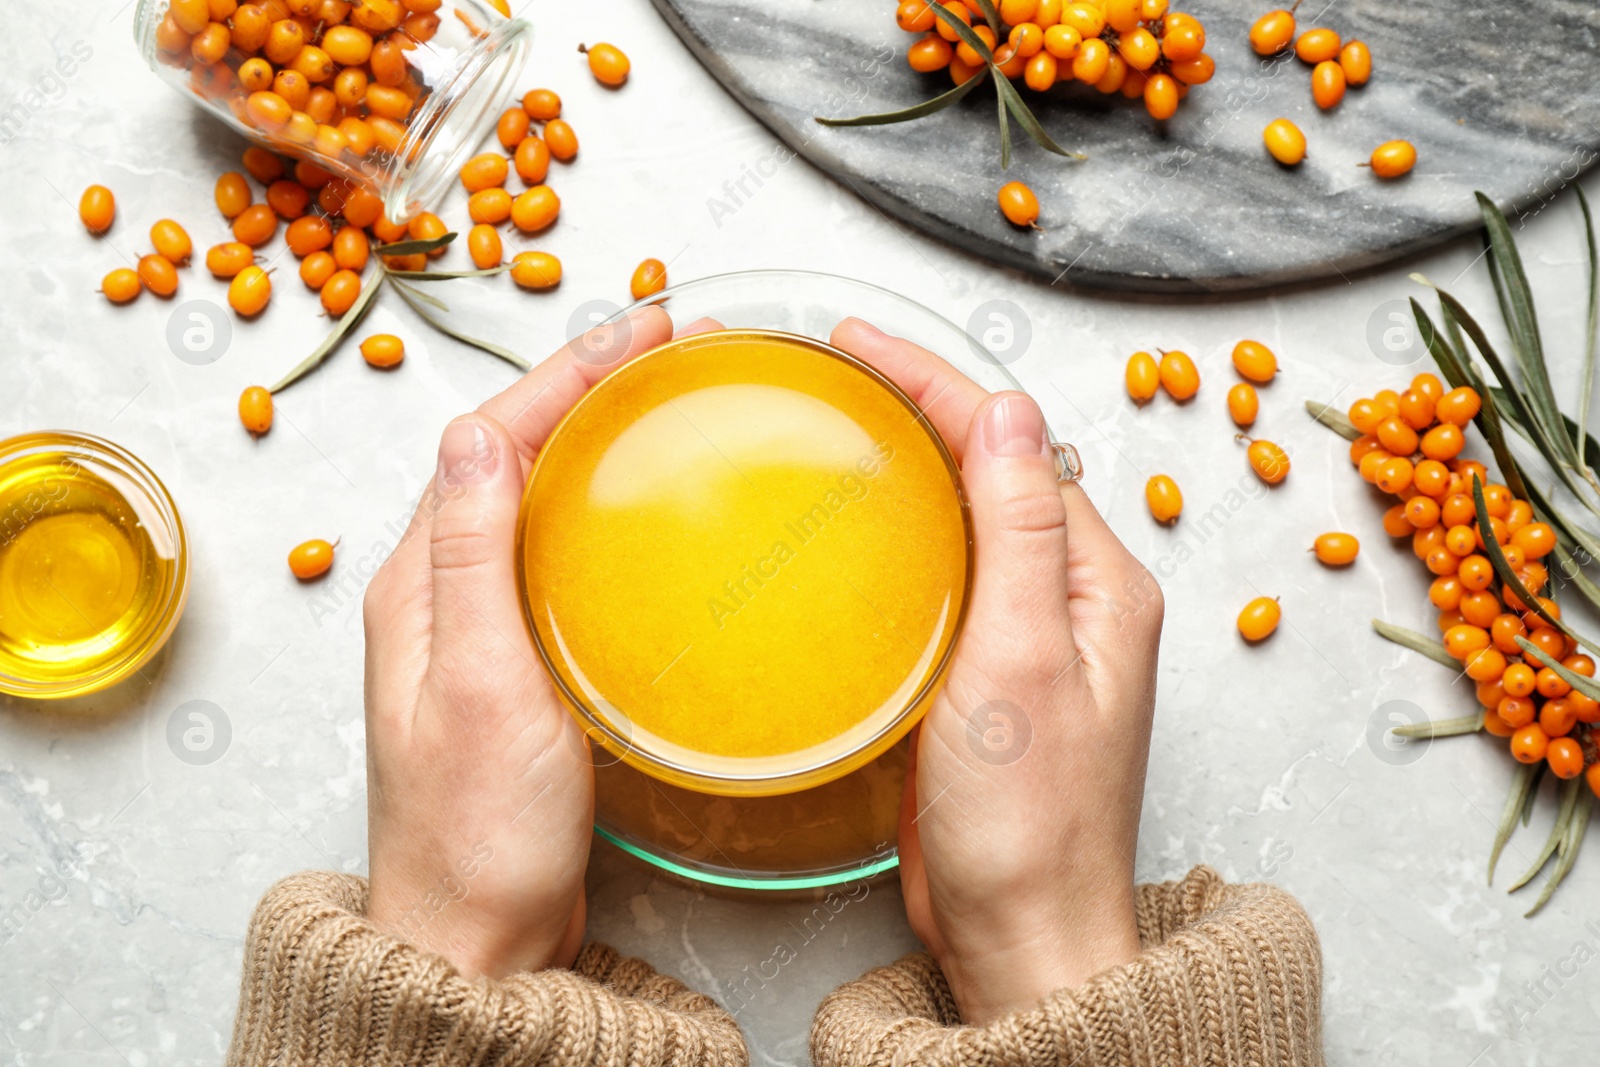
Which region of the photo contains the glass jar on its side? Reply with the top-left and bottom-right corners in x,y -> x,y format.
134,0 -> 529,223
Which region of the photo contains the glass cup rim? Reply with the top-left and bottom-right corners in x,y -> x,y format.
516,327 -> 974,795
0,431 -> 190,699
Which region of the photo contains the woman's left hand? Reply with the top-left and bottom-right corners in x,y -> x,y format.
362,307 -> 674,978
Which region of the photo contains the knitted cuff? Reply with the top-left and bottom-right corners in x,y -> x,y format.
226,871 -> 747,1067
810,866 -> 1323,1067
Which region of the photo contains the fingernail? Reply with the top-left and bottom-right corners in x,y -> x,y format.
438,417 -> 496,490
982,394 -> 1048,457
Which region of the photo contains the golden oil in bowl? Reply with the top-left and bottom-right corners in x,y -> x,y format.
518,329 -> 972,797
0,433 -> 188,699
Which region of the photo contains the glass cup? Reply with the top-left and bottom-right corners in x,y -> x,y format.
134,0 -> 530,222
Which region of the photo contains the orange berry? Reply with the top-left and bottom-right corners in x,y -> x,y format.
1405,496 -> 1440,529
459,152 -> 509,193
897,0 -> 938,32
1160,21 -> 1204,62
1248,8 -> 1296,54
1246,438 -> 1290,485
1126,351 -> 1159,403
101,267 -> 142,304
1428,575 -> 1463,610
509,250 -> 562,290
1351,434 -> 1384,465
228,265 -> 272,316
467,223 -> 502,270
1412,459 -> 1450,497
285,215 -> 333,256
909,34 -> 955,72
1145,474 -> 1183,524
1382,503 -> 1414,538
1311,60 -> 1346,109
299,251 -> 337,289
1339,40 -> 1371,84
1420,422 -> 1465,461
1158,350 -> 1199,400
265,179 -> 310,219
496,106 -> 531,148
320,270 -> 362,315
1237,596 -> 1280,641
79,184 -> 116,233
1294,27 -> 1340,63
1493,614 -> 1529,656
1498,695 -> 1537,729
1501,661 -> 1536,696
1397,389 -> 1435,430
1459,591 -> 1501,628
1541,698 -> 1579,739
1413,524 -> 1446,560
581,42 -> 630,86
1443,624 -> 1490,660
288,538 -> 336,580
1359,449 -> 1392,484
1143,71 -> 1179,120
1511,522 -> 1555,559
1230,340 -> 1276,383
510,186 -> 561,233
1262,118 -> 1306,165
1313,532 -> 1358,566
1374,456 -> 1413,494
1535,667 -> 1571,700
333,226 -> 370,271
205,241 -> 254,278
1457,555 -> 1493,591
468,187 -> 514,225
1425,546 -> 1460,577
1169,52 -> 1214,85
514,135 -> 551,185
214,171 -> 252,218
1483,709 -> 1516,737
545,119 -> 579,161
1227,382 -> 1259,427
137,254 -> 179,297
630,258 -> 668,301
1510,724 -> 1550,764
239,385 -> 273,434
1546,736 -> 1584,779
997,181 -> 1041,227
1368,140 -> 1417,179
1463,646 -> 1507,682
359,334 -> 405,369
522,87 -> 561,120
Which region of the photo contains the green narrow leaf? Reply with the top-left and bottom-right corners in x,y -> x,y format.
1305,399 -> 1361,441
1508,777 -> 1583,892
1371,619 -> 1457,669
1391,713 -> 1484,739
373,232 -> 457,257
386,264 -> 513,280
1516,636 -> 1600,703
970,0 -> 1001,34
994,73 -> 1086,160
997,74 -> 1012,169
1575,187 -> 1598,484
1489,386 -> 1600,475
1470,474 -> 1572,640
1525,792 -> 1591,917
1552,543 -> 1600,617
816,69 -> 987,127
1522,763 -> 1545,827
931,4 -> 995,61
389,277 -> 449,312
391,281 -> 530,371
267,272 -> 386,393
1490,762 -> 1539,883
1477,192 -> 1571,465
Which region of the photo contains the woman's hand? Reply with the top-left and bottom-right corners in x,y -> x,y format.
362,308 -> 675,978
829,318 -> 1163,1025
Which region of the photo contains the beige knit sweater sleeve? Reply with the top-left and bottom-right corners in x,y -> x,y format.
225,871 -> 747,1067
810,866 -> 1323,1067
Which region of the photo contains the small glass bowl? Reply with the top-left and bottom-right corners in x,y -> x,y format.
0,433 -> 189,700
134,0 -> 530,222
518,328 -> 972,797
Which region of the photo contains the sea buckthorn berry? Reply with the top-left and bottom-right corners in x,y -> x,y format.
1541,699 -> 1578,739
288,539 -> 335,580
1157,350 -> 1199,400
1498,696 -> 1536,729
1443,624 -> 1490,660
1493,614 -> 1529,655
1227,383 -> 1258,427
359,334 -> 405,368
1145,474 -> 1182,523
383,253 -> 427,273
1443,524 -> 1476,557
370,214 -> 409,244
1525,597 -> 1561,629
1501,544 -> 1526,570
1143,72 -> 1179,120
79,185 -> 116,233
1526,626 -> 1566,661
1459,591 -> 1500,627
1091,51 -> 1124,92
320,270 -> 362,315
101,268 -> 141,304
1464,646 -> 1507,682
229,265 -> 272,316
581,42 -> 630,86
1347,398 -> 1385,434
205,241 -> 255,277
148,219 -> 193,265
1405,496 -> 1440,529
1397,389 -> 1434,430
1511,522 -> 1555,559
1437,609 -> 1465,633
1368,140 -> 1417,179
1339,40 -> 1371,85
1102,0 -> 1140,32
1535,666 -> 1570,700
1237,596 -> 1280,642
408,212 -> 449,256
289,45 -> 335,83
1169,53 -> 1214,85
1230,339 -> 1276,383
1262,118 -> 1307,165
241,146 -> 285,183
365,84 -> 414,121
1428,575 -> 1463,610
1414,526 -> 1447,562
1358,449 -> 1392,484
1504,499 -> 1533,532
630,258 -> 668,301
1563,653 -> 1594,677
459,152 -> 510,193
1072,38 -> 1111,85
1483,709 -> 1516,737
1432,386 -> 1481,426
1477,676 -> 1507,708
1439,494 -> 1475,529
510,250 -> 562,290
1501,660 -> 1536,696
898,0 -> 938,32
1245,438 -> 1290,485
1412,459 -> 1450,497
1160,20 -> 1204,62
285,215 -> 333,256
169,0 -> 210,34
522,87 -> 561,120
1125,351 -> 1159,403
909,34 -> 955,72
1510,726 -> 1548,767
496,106 -> 531,148
1418,423 -> 1463,461
514,135 -> 551,185
1023,51 -> 1058,91
1043,24 -> 1082,58
1569,690 -> 1600,724
1311,60 -> 1346,109
1457,554 -> 1493,591
1350,434 -> 1383,465
932,0 -> 972,40
322,24 -> 374,64
238,57 -> 273,92
214,171 -> 252,218
265,180 -> 310,219
1294,27 -> 1340,63
1312,532 -> 1358,566
545,119 -> 579,161
1249,8 -> 1296,54
334,68 -> 369,108
1060,1 -> 1105,37
1546,737 -> 1584,779
1375,416 -> 1418,456
1474,517 -> 1509,551
1425,547 -> 1460,577
1382,503 -> 1413,538
1410,372 -> 1443,400
136,254 -> 179,297
299,251 -> 337,289
467,224 -> 502,269
997,181 -> 1040,227
333,227 -> 369,271
466,188 -> 512,226
1374,456 -> 1412,494
1118,26 -> 1159,70
1479,484 -> 1511,518
511,186 -> 561,232
238,385 -> 273,433
1138,0 -> 1165,17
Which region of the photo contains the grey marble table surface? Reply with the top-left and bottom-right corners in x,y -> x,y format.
2,2 -> 1599,1065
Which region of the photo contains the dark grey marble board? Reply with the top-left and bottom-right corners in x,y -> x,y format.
652,0 -> 1600,293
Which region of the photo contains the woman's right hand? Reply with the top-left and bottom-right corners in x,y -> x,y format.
829,318 -> 1165,1025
